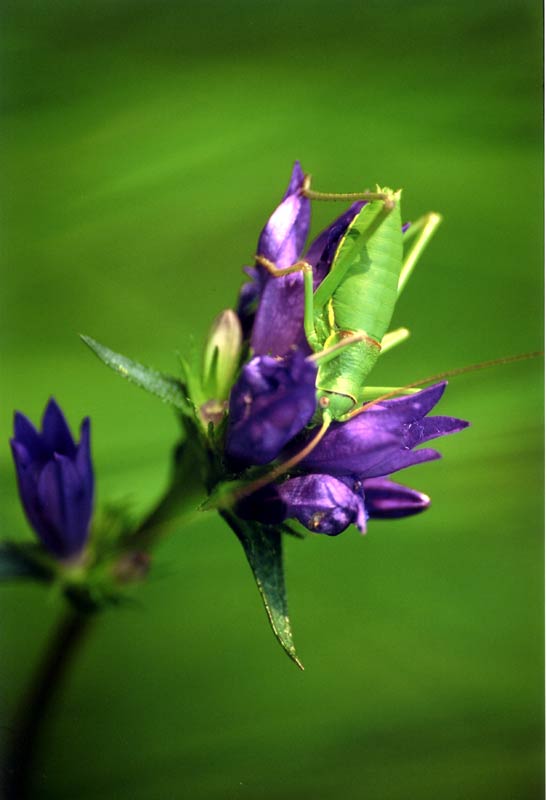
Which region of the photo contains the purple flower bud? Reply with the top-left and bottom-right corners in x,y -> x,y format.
251,202 -> 367,357
225,352 -> 317,466
256,161 -> 311,275
300,383 -> 469,477
237,473 -> 367,536
361,477 -> 430,519
251,163 -> 311,356
251,203 -> 369,356
10,399 -> 94,560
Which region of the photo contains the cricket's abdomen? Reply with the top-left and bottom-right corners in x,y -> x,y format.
332,199 -> 403,343
316,334 -> 381,419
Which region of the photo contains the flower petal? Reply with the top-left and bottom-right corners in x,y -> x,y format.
75,418 -> 94,518
364,447 -> 442,477
13,412 -> 47,462
256,164 -> 310,271
41,398 -> 77,457
403,415 -> 470,449
36,460 -> 67,557
362,477 -> 430,519
250,271 -> 310,356
10,439 -> 44,538
54,453 -> 91,557
283,160 -> 306,198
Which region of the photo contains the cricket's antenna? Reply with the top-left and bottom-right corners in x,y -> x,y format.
346,351 -> 543,419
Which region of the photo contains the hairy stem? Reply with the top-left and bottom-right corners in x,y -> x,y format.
3,608 -> 94,800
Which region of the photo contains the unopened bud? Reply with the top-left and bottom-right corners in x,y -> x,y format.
202,310 -> 243,402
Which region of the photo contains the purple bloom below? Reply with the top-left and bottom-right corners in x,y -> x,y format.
231,382 -> 468,536
237,473 -> 367,536
300,383 -> 469,477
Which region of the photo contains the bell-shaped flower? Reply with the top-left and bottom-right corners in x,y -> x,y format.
230,383 -> 467,536
236,473 -> 432,537
10,399 -> 94,560
249,176 -> 366,357
225,351 -> 317,466
300,383 -> 469,477
237,473 -> 367,535
256,160 -> 311,279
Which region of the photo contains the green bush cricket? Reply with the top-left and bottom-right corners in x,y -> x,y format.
210,175 -> 540,507
256,176 -> 442,422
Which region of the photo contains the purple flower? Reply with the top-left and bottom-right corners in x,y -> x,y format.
248,162 -> 311,356
225,351 -> 318,466
230,382 -> 467,536
238,166 -> 414,357
227,165 -> 470,538
236,162 -> 309,334
10,399 -> 94,560
236,474 -> 430,536
256,161 -> 311,279
241,164 -> 365,357
300,383 -> 469,477
237,474 -> 367,536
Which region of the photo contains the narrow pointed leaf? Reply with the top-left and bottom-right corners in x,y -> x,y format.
222,511 -> 303,669
0,542 -> 54,581
81,335 -> 190,412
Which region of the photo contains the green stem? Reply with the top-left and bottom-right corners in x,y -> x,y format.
129,479 -> 204,551
3,439 -> 210,796
3,608 -> 94,800
127,434 -> 210,551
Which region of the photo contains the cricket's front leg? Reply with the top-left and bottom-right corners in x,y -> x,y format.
254,255 -> 322,351
301,174 -> 397,211
398,212 -> 442,295
255,255 -> 312,278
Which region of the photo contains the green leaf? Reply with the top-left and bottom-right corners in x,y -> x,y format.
222,511 -> 304,670
0,542 -> 54,582
81,334 -> 191,413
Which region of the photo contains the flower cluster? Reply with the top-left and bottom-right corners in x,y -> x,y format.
8,164 -> 468,564
225,162 -> 468,535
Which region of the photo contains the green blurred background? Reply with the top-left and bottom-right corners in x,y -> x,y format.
1,1 -> 543,798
